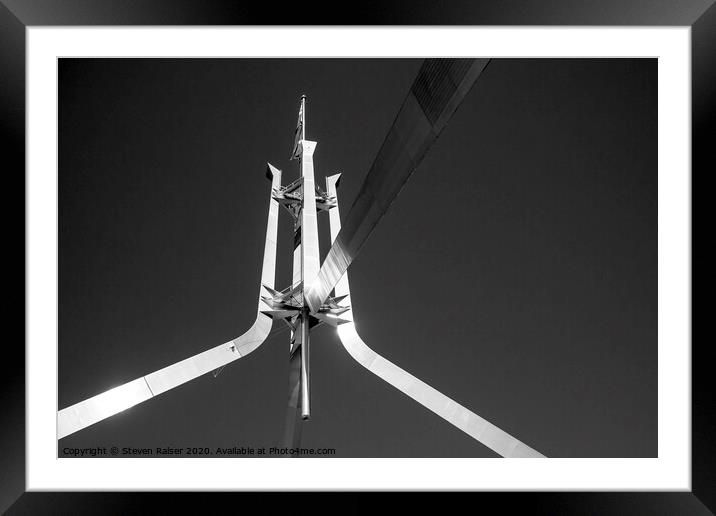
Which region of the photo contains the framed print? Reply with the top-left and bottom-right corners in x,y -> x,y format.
5,0 -> 711,513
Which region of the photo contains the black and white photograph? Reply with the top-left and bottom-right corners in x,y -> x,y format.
5,4 -> 708,510
58,57 -> 657,459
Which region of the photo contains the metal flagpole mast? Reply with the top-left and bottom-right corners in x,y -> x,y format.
273,94 -> 351,448
300,95 -> 320,420
281,96 -> 306,448
280,94 -> 317,449
298,94 -> 310,420
301,94 -> 306,141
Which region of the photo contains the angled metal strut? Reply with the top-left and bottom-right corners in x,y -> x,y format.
325,174 -> 544,458
57,165 -> 282,439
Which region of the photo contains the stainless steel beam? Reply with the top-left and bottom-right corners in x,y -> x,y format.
306,59 -> 491,313
325,173 -> 545,458
57,164 -> 283,440
298,140 -> 319,420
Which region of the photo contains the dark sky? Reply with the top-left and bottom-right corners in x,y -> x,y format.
58,58 -> 656,458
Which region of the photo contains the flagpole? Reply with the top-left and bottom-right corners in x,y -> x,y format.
301,94 -> 306,142
298,93 -> 310,420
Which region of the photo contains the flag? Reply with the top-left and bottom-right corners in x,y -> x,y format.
290,98 -> 304,160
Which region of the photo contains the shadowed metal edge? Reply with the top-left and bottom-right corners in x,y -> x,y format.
56,164 -> 283,440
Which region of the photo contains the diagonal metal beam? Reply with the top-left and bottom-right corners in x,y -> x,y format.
57,164 -> 283,439
305,58 -> 491,312
325,174 -> 544,458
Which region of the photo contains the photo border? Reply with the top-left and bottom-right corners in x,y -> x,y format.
6,0 -> 710,512
27,25 -> 689,492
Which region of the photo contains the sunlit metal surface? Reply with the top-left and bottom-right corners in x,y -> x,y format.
298,140 -> 319,419
306,58 -> 491,312
325,174 -> 545,458
57,164 -> 283,440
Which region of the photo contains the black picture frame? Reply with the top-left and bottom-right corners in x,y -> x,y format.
5,1 -> 710,513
